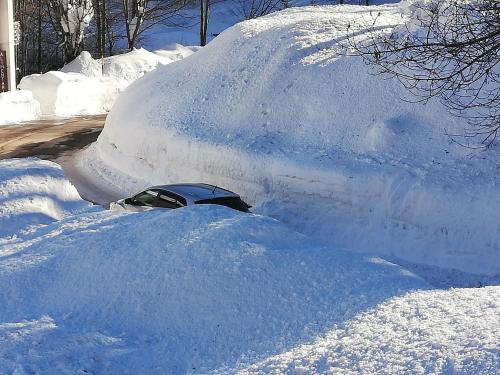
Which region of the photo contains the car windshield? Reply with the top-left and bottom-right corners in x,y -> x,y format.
195,197 -> 250,212
132,190 -> 158,206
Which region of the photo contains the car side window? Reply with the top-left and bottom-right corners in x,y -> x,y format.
156,191 -> 187,209
132,190 -> 158,206
156,194 -> 178,209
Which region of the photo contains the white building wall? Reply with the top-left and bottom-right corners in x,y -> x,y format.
0,0 -> 16,90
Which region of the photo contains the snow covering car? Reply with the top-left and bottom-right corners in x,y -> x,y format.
110,183 -> 251,212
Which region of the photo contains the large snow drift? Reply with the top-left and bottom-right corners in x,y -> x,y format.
18,46 -> 198,117
0,90 -> 41,125
83,3 -> 500,275
0,158 -> 91,238
0,204 -> 498,373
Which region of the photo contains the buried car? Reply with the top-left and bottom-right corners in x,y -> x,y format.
110,183 -> 251,212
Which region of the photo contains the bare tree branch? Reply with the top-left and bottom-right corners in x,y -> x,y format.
349,0 -> 500,148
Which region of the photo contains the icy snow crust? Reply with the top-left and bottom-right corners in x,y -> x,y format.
235,286 -> 500,374
0,91 -> 41,125
85,4 -> 500,275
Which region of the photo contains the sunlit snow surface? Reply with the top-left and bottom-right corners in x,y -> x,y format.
0,158 -> 499,373
0,91 -> 41,125
82,3 -> 500,275
1,1 -> 500,373
17,45 -> 199,118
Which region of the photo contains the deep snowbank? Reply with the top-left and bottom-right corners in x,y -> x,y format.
0,158 -> 91,238
0,204 -> 424,373
0,205 -> 498,373
83,3 -> 500,275
0,90 -> 41,125
18,46 -> 198,117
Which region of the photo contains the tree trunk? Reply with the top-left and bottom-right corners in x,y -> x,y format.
200,0 -> 210,46
95,0 -> 103,57
37,0 -> 42,72
101,0 -> 107,56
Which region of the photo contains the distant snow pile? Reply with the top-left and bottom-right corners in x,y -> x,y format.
0,90 -> 41,125
83,3 -> 500,275
103,48 -> 178,84
0,158 -> 91,238
19,71 -> 118,116
60,50 -> 102,78
18,45 -> 199,117
153,43 -> 202,61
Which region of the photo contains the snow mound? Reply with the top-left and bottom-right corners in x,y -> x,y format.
0,204 -> 428,373
0,90 -> 41,125
60,51 -> 102,78
18,71 -> 118,116
154,43 -> 201,61
103,48 -> 173,84
84,3 -> 500,275
0,158 -> 91,238
17,45 -> 199,118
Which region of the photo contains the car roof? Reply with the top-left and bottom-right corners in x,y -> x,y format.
149,183 -> 240,201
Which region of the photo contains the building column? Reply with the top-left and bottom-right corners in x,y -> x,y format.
0,0 -> 16,91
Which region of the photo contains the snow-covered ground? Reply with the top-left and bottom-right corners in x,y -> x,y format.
80,3 -> 500,276
235,286 -> 500,374
16,44 -> 199,119
1,1 -> 499,373
0,160 -> 498,373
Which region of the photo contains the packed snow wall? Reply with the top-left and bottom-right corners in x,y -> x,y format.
84,3 -> 500,275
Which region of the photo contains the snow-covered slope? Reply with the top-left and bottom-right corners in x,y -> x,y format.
82,3 -> 500,275
0,158 -> 91,238
0,157 -> 498,373
0,91 -> 41,125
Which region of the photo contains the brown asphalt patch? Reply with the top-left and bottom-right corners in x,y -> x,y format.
0,115 -> 106,161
